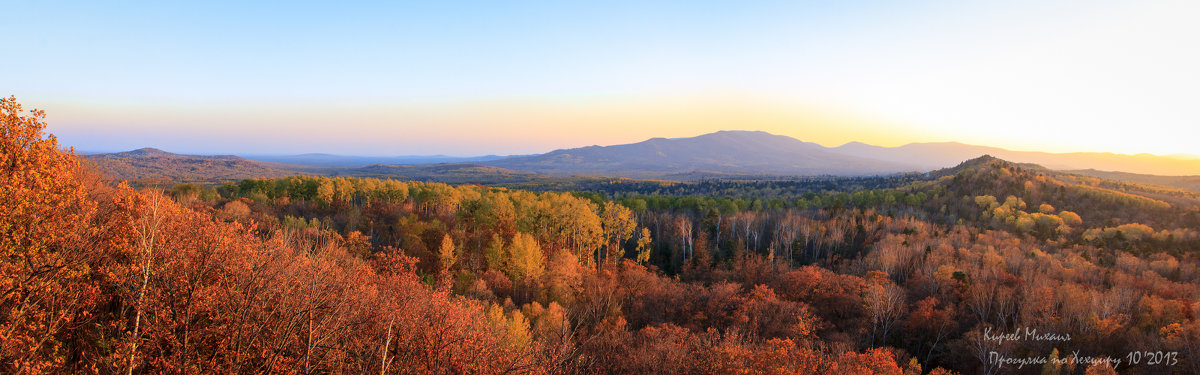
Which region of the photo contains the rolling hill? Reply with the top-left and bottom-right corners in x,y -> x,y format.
908,155 -> 1200,231
829,140 -> 1200,176
86,148 -> 301,183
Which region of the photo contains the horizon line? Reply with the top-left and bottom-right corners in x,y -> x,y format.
70,129 -> 1200,160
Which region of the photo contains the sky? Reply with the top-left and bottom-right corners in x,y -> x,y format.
3,0 -> 1198,156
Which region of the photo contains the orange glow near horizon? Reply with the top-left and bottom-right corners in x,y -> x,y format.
35,95 -> 932,154
12,1 -> 1197,158
40,94 -> 1196,158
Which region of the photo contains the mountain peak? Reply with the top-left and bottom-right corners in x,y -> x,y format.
967,154 -> 1001,164
927,154 -> 1027,178
699,130 -> 780,139
128,147 -> 173,157
93,148 -> 249,162
951,154 -> 1012,170
712,130 -> 771,135
96,147 -> 179,158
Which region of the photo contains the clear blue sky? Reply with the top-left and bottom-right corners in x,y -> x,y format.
4,0 -> 1198,156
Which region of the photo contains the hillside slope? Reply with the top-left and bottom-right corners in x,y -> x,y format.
1067,169 -> 1200,192
909,155 -> 1200,233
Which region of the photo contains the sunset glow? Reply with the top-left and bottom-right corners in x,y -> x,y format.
5,0 -> 1198,156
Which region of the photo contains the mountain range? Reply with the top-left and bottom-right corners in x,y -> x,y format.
485,130 -> 1200,177
86,131 -> 1200,190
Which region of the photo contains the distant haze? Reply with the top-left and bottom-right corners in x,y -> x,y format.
91,131 -> 1200,178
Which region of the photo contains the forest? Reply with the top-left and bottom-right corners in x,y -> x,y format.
6,95 -> 1200,374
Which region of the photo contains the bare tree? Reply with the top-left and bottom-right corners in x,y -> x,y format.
128,191 -> 163,375
864,281 -> 906,346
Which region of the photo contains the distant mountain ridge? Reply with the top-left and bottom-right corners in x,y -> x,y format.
94,131 -> 1200,186
483,130 -> 1200,178
485,130 -> 920,178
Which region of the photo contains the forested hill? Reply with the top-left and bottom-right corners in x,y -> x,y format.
903,155 -> 1200,249
86,147 -> 301,183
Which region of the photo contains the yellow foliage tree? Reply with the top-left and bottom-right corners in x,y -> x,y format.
438,233 -> 456,276
507,232 -> 544,282
635,227 -> 653,264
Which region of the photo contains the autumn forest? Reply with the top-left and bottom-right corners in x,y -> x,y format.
2,83 -> 1200,375
6,86 -> 1200,375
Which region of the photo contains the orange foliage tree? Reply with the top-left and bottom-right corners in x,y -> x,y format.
0,96 -> 113,372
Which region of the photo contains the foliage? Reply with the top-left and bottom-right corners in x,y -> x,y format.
10,97 -> 1200,373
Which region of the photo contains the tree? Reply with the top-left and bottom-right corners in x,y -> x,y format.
829,347 -> 903,375
904,297 -> 957,363
864,274 -> 906,346
485,234 -> 506,272
1058,210 -> 1082,227
1038,203 -> 1055,214
674,216 -> 694,261
0,96 -> 101,372
600,202 -> 636,266
127,191 -> 164,375
635,227 -> 653,265
438,234 -> 456,276
216,199 -> 251,222
1162,322 -> 1200,374
1083,360 -> 1117,375
507,232 -> 544,283
1042,348 -> 1061,375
